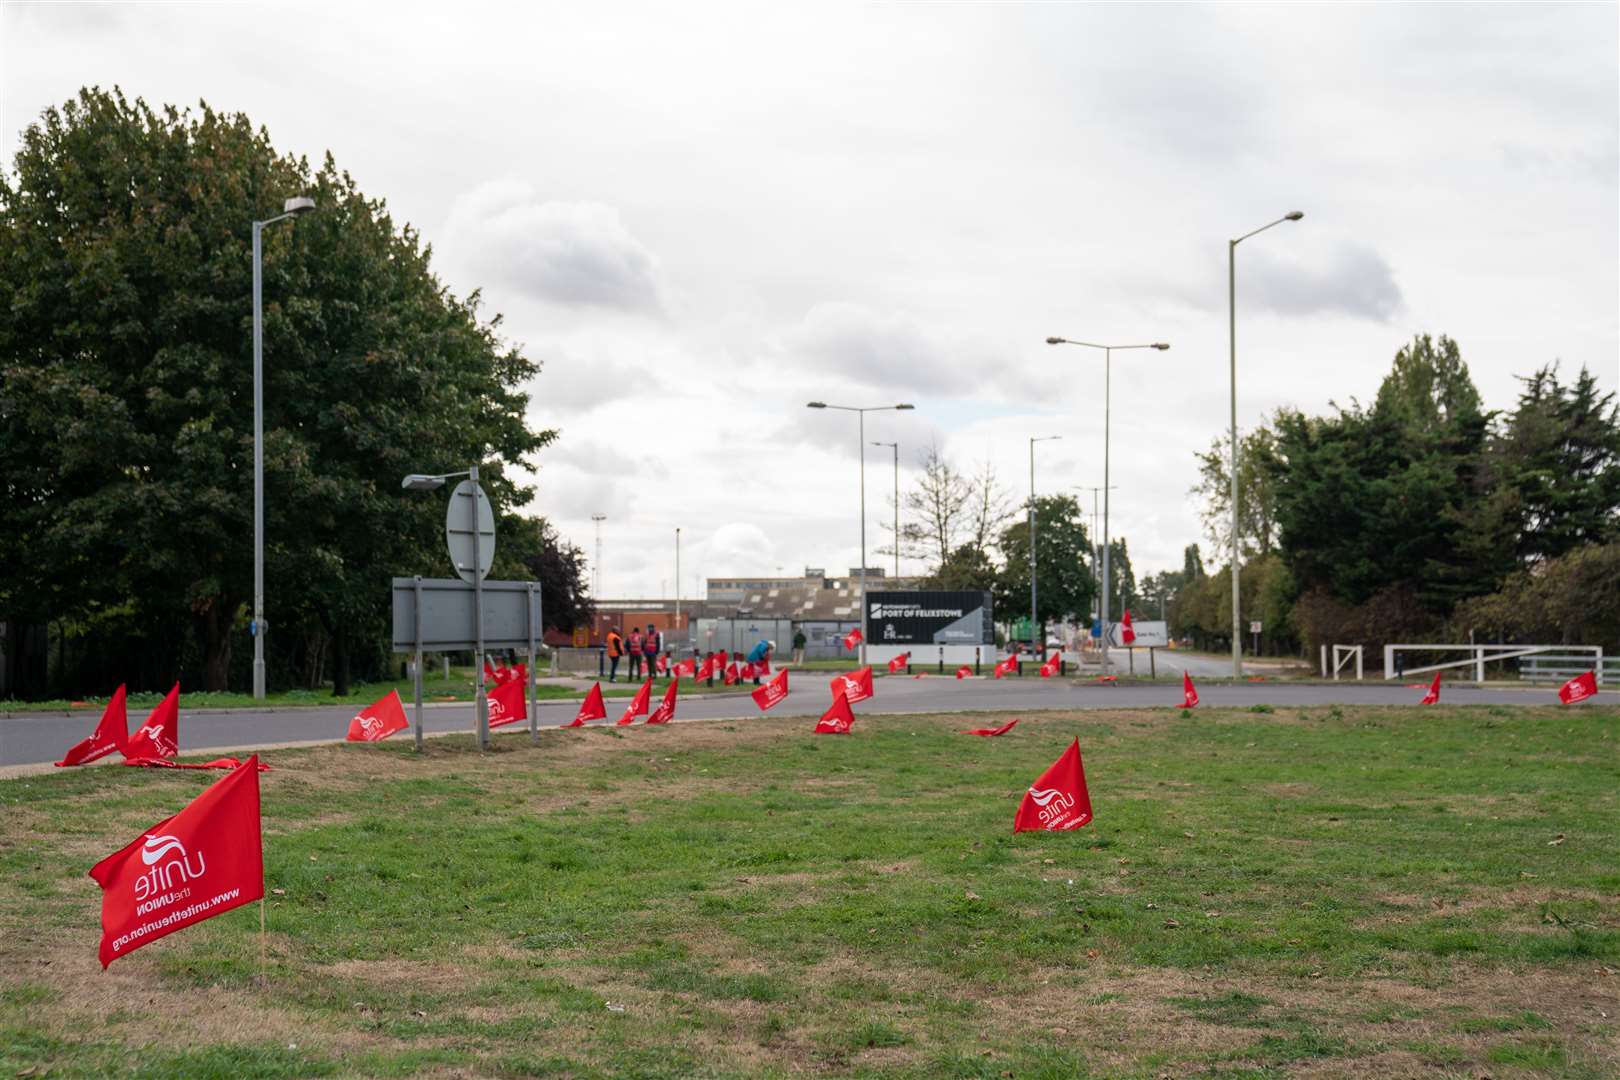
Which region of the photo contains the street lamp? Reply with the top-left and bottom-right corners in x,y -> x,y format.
1028,436 -> 1061,654
1046,338 -> 1169,674
251,195 -> 316,700
1229,210 -> 1303,678
807,402 -> 915,666
871,441 -> 899,579
401,466 -> 491,749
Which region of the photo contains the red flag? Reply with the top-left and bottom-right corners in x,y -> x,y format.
89,755 -> 264,968
568,683 -> 607,727
842,627 -> 863,650
1013,739 -> 1093,833
123,684 -> 179,761
962,718 -> 1019,737
829,666 -> 874,706
347,690 -> 408,742
675,658 -> 696,678
1121,609 -> 1136,645
124,757 -> 270,772
1558,671 -> 1598,705
1181,673 -> 1199,708
488,678 -> 526,728
752,669 -> 789,711
1096,674 -> 1117,684
1420,671 -> 1441,706
647,678 -> 679,724
887,652 -> 910,674
955,665 -> 972,679
723,662 -> 740,686
484,661 -> 499,684
718,650 -> 729,667
656,655 -> 669,675
815,690 -> 856,734
993,656 -> 1017,679
697,656 -> 715,680
56,685 -> 129,767
758,654 -> 772,675
741,661 -> 756,680
617,679 -> 652,725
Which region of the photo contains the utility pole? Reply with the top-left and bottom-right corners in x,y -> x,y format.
591,513 -> 606,599
674,527 -> 682,639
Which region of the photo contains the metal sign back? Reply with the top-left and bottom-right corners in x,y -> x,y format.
392,577 -> 538,651
446,479 -> 495,583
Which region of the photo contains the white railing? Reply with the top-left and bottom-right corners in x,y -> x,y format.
1383,643 -> 1603,683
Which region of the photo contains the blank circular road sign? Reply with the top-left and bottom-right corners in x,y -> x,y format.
446,479 -> 496,583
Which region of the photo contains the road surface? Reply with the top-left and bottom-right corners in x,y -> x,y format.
1,674 -> 1590,772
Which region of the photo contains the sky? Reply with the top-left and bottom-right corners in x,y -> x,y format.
4,2 -> 1617,600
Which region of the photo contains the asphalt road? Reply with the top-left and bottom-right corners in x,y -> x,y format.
1,674 -> 1591,772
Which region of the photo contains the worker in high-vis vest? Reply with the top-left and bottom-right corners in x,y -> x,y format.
606,627 -> 624,683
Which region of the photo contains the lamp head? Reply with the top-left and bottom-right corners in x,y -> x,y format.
1045,337 -> 1065,345
1284,211 -> 1304,221
895,403 -> 914,411
283,195 -> 316,216
807,401 -> 827,409
1152,343 -> 1171,351
401,474 -> 446,491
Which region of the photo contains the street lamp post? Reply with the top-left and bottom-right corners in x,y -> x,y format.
1028,436 -> 1061,654
1046,338 -> 1169,674
1228,211 -> 1303,678
808,402 -> 915,667
251,195 -> 315,700
1074,484 -> 1117,621
872,441 -> 899,579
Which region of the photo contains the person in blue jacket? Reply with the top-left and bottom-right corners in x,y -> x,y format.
746,639 -> 775,682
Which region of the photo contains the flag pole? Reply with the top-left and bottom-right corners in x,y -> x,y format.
259,898 -> 267,985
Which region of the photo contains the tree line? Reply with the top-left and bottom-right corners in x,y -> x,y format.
1171,334 -> 1620,659
0,88 -> 590,698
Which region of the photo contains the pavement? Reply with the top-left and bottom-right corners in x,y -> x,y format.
1,672 -> 1595,774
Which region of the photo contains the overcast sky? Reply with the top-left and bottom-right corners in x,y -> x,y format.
5,2 -> 1616,599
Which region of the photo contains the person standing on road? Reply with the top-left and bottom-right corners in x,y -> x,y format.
642,623 -> 662,678
792,629 -> 806,666
606,626 -> 624,683
627,627 -> 643,679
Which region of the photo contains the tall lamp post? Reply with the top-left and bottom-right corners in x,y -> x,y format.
871,440 -> 899,579
807,401 -> 915,666
1229,211 -> 1303,678
1075,484 -> 1117,621
251,194 -> 316,700
1046,338 -> 1169,674
1028,435 -> 1062,652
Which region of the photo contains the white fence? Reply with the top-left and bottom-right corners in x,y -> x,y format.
1319,644 -> 1363,680
1383,643 -> 1603,683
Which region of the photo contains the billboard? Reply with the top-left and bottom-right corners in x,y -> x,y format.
866,591 -> 993,646
1107,619 -> 1169,649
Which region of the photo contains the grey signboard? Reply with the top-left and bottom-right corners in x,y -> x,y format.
865,590 -> 993,646
391,577 -> 541,652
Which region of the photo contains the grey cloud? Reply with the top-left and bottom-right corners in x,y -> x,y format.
781,302 -> 978,394
526,344 -> 661,414
1243,244 -> 1403,322
444,181 -> 662,311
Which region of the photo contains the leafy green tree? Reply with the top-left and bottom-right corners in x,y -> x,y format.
1192,424 -> 1282,559
1182,543 -> 1205,581
0,88 -> 551,694
992,495 -> 1096,629
926,543 -> 998,593
1104,538 -> 1137,614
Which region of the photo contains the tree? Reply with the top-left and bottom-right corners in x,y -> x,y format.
1192,424 -> 1282,559
0,88 -> 551,694
1103,538 -> 1137,614
992,495 -> 1096,629
1183,544 -> 1206,581
965,458 -> 1017,559
926,543 -> 998,592
897,443 -> 971,571
500,516 -> 594,635
1490,363 -> 1620,564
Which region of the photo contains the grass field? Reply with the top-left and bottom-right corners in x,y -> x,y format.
2,704 -> 1616,1078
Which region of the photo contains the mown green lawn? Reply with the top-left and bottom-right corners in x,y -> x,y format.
2,704 -> 1616,1078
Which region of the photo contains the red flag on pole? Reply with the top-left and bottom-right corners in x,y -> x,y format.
758,654 -> 772,675
955,665 -> 972,679
887,652 -> 910,674
1039,653 -> 1059,678
815,690 -> 856,734
1558,671 -> 1598,705
488,678 -> 526,728
961,718 -> 1019,737
993,656 -> 1017,679
484,661 -> 500,684
1121,609 -> 1136,645
617,679 -> 652,726
842,627 -> 863,650
829,666 -> 874,706
718,650 -> 729,667
1013,740 -> 1094,833
752,669 -> 789,711
647,678 -> 679,724
347,690 -> 409,742
1420,671 -> 1441,705
675,658 -> 696,678
57,685 -> 129,767
656,655 -> 670,675
723,662 -> 740,686
89,755 -> 264,968
740,661 -> 756,680
1181,673 -> 1199,708
567,683 -> 607,727
697,656 -> 715,680
123,684 -> 180,762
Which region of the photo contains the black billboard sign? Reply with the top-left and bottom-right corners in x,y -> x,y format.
866,590 -> 993,646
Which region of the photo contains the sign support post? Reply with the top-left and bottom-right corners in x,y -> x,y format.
412,575 -> 424,752
526,583 -> 538,745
